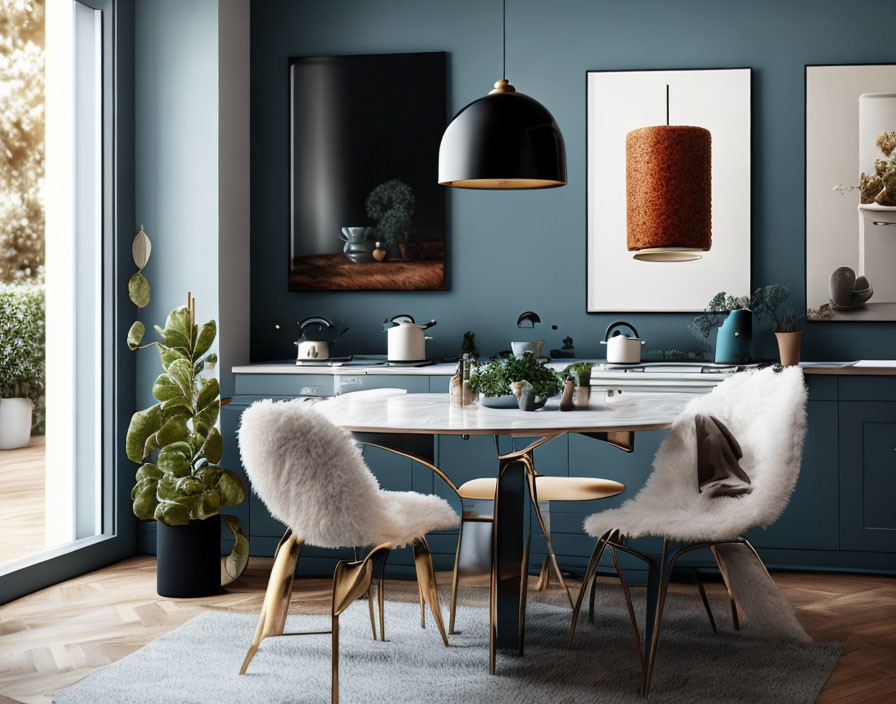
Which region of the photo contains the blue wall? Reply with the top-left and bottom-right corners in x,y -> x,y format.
250,0 -> 896,363
135,0 -> 219,410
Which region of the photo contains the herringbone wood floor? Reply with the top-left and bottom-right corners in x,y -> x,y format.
0,557 -> 893,703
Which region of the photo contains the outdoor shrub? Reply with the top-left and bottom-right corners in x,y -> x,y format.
0,283 -> 45,433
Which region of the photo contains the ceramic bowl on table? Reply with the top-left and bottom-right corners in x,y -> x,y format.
511,340 -> 545,359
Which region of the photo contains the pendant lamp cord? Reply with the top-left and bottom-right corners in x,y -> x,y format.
502,0 -> 507,80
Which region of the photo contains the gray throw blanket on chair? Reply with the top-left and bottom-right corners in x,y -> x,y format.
696,414 -> 753,497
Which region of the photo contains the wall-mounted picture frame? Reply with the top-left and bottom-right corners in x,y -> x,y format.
288,52 -> 447,291
805,64 -> 896,321
586,68 -> 751,312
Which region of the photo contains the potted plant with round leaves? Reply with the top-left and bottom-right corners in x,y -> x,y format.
125,228 -> 248,597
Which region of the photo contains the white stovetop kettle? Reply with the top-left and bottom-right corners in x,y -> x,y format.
600,321 -> 646,364
382,314 -> 437,362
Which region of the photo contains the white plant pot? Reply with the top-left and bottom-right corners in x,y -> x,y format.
0,398 -> 33,450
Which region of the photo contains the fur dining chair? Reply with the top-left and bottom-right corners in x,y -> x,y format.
570,366 -> 809,696
236,398 -> 460,703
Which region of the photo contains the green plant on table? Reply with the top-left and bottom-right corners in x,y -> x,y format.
564,361 -> 592,386
0,283 -> 45,432
469,352 -> 562,399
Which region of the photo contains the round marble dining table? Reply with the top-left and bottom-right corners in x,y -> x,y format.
314,389 -> 694,436
314,389 -> 695,671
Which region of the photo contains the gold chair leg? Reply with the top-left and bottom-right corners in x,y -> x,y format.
330,543 -> 392,703
588,569 -> 598,623
367,585 -> 377,640
239,530 -> 303,675
378,570 -> 386,641
331,613 -> 339,704
419,588 -> 426,628
711,545 -> 740,630
535,556 -> 552,591
610,545 -> 642,658
413,537 -> 449,646
449,522 -> 463,634
694,569 -> 718,633
526,472 -> 573,608
568,531 -> 610,647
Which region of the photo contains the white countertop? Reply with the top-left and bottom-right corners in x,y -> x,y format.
231,360 -> 461,376
313,389 -> 693,436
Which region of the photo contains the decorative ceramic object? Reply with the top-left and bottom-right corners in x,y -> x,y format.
510,380 -> 548,411
0,397 -> 32,449
479,394 -> 519,409
775,331 -> 803,367
715,309 -> 752,364
340,227 -> 375,263
372,242 -> 387,261
511,340 -> 545,359
829,266 -> 874,308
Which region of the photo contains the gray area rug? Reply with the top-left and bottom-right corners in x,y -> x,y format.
56,589 -> 842,704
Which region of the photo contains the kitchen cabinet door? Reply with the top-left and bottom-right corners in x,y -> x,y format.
839,402 -> 896,553
747,400 -> 839,550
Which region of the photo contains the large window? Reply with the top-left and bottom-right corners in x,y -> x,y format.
0,0 -> 113,577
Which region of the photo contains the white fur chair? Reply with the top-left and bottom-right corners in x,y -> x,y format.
236,398 -> 460,703
571,366 -> 808,696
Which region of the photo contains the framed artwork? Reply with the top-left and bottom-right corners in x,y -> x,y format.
288,52 -> 447,291
586,68 -> 751,312
805,64 -> 896,321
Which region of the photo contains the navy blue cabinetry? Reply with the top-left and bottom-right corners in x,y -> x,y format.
218,369 -> 896,579
838,401 -> 896,553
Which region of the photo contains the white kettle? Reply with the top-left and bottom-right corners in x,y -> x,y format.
383,314 -> 436,362
600,321 -> 645,364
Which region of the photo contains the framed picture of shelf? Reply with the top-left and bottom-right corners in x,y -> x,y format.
805,64 -> 896,321
585,68 -> 751,313
288,52 -> 447,291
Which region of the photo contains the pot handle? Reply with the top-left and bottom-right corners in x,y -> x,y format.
604,320 -> 639,341
298,316 -> 333,331
390,313 -> 416,324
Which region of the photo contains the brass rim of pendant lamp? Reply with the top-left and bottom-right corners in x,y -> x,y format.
632,247 -> 704,262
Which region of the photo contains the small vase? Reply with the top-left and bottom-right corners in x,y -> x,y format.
715,310 -> 752,364
775,331 -> 803,367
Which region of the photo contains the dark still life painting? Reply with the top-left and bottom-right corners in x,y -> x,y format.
289,52 -> 447,291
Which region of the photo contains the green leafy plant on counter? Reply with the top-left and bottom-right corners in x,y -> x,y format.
749,284 -> 791,330
689,285 -> 797,345
564,361 -> 592,386
688,291 -> 751,345
124,226 -> 247,582
365,179 -> 415,246
461,330 -> 478,359
0,283 -> 45,433
470,352 -> 563,399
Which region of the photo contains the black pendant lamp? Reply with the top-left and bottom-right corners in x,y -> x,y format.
438,0 -> 566,189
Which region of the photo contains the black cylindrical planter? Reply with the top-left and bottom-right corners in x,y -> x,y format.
156,516 -> 221,598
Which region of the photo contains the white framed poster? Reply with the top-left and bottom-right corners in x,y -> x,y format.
586,68 -> 751,312
805,64 -> 896,321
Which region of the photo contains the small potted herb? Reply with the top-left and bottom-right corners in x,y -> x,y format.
469,353 -> 562,411
774,310 -> 805,367
564,361 -> 593,409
